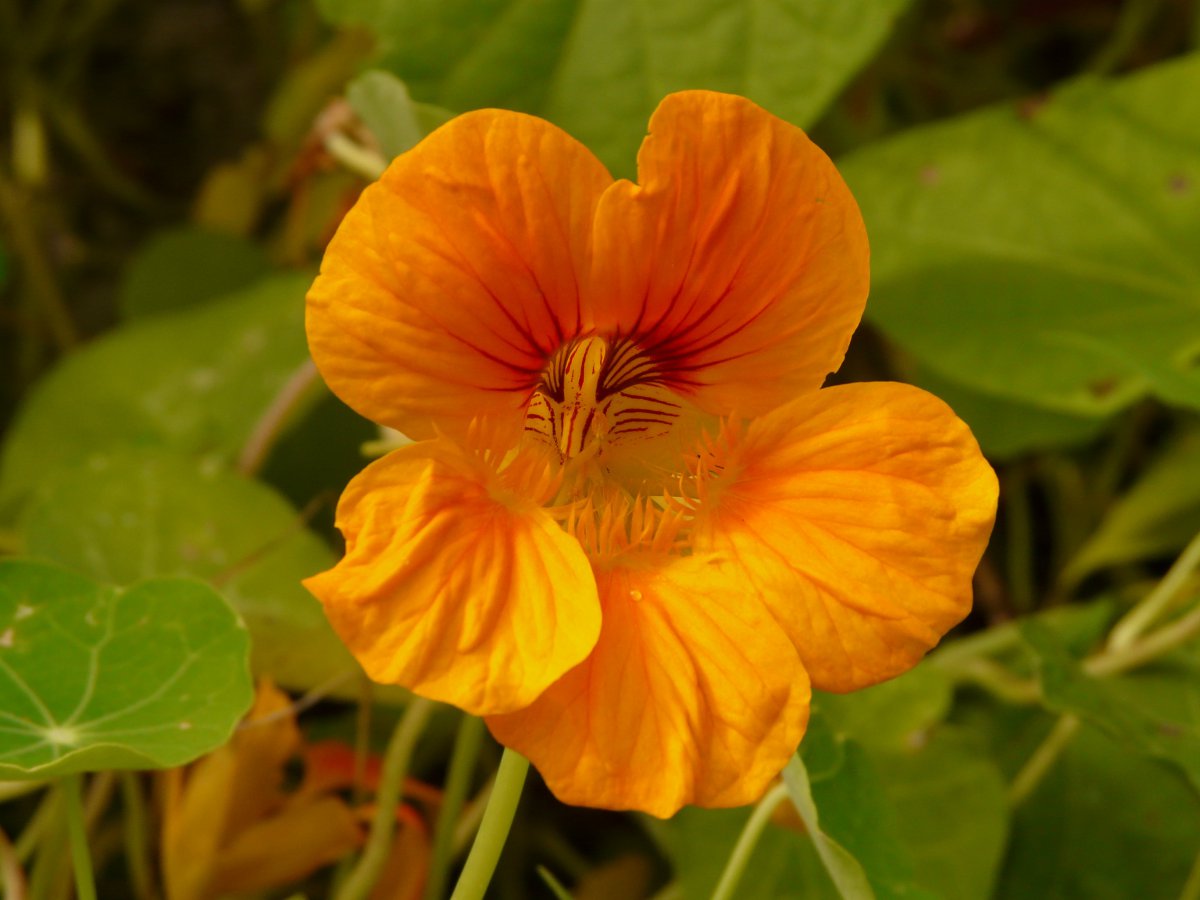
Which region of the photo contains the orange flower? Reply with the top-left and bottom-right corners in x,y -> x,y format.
305,91 -> 997,817
162,681 -> 432,900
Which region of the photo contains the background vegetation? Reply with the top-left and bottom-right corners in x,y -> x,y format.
1,0 -> 1199,897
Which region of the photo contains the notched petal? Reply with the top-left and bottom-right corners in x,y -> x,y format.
591,91 -> 869,417
694,382 -> 999,692
304,439 -> 601,715
487,555 -> 810,817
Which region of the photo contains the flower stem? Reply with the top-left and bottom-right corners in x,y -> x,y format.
1007,714 -> 1081,808
710,782 -> 790,900
336,696 -> 436,900
62,775 -> 96,900
423,714 -> 485,900
119,774 -> 155,900
1107,529 -> 1200,652
448,749 -> 529,900
236,358 -> 321,476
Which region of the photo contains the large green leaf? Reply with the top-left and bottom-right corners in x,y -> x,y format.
318,0 -> 912,174
118,227 -> 271,320
998,724 -> 1200,900
844,54 -> 1200,415
1020,619 -> 1200,792
0,560 -> 252,778
18,448 -> 356,694
814,663 -> 953,751
911,365 -> 1111,460
0,274 -> 312,511
874,731 -> 1008,900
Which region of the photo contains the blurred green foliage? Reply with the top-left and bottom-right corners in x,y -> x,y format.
1,0 -> 1200,898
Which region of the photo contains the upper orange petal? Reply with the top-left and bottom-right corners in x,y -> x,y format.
307,109 -> 612,442
486,555 -> 810,818
693,382 -> 998,692
589,91 -> 869,416
303,439 -> 601,715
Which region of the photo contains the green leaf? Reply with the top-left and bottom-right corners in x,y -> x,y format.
0,559 -> 252,778
1020,619 -> 1200,792
346,70 -> 427,160
844,54 -> 1200,415
815,663 -> 954,751
656,804 -> 837,900
0,273 -> 312,511
319,0 -> 912,174
873,731 -> 1008,900
784,714 -> 938,900
782,747 -> 878,900
998,723 -> 1200,900
118,227 -> 271,320
1063,428 -> 1200,584
19,448 -> 356,694
911,365 -> 1111,460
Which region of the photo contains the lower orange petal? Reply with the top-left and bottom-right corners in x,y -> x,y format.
693,382 -> 998,692
486,555 -> 809,818
305,439 -> 601,715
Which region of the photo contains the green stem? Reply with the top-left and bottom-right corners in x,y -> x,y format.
1088,0 -> 1162,75
1088,603 -> 1200,677
335,697 -> 436,900
324,132 -> 388,181
62,776 -> 96,900
0,169 -> 78,351
534,866 -> 572,900
1007,715 -> 1081,808
448,749 -> 529,900
1108,530 -> 1200,651
423,715 -> 486,900
119,774 -> 155,900
236,358 -> 321,476
1179,845 -> 1200,900
710,782 -> 790,900
929,620 -> 1022,667
0,827 -> 26,899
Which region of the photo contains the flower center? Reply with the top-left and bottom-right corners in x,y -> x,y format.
524,336 -> 681,462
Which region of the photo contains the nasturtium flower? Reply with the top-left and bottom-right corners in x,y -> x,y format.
305,91 -> 998,817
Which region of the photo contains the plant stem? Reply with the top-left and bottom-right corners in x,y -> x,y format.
448,749 -> 529,900
1087,603 -> 1200,677
1007,715 -> 1081,808
62,775 -> 96,900
0,827 -> 27,900
325,132 -> 388,181
336,697 -> 436,900
711,782 -> 790,900
1180,846 -> 1200,900
236,358 -> 321,476
119,774 -> 155,900
0,169 -> 78,351
1107,530 -> 1200,651
423,715 -> 486,900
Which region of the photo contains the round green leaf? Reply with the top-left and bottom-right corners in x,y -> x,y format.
19,448 -> 357,694
119,227 -> 272,320
0,559 -> 253,779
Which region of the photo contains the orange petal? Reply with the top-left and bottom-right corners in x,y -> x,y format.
304,439 -> 601,715
213,797 -> 363,895
308,109 -> 612,442
486,556 -> 809,817
590,91 -> 869,417
693,382 -> 998,692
